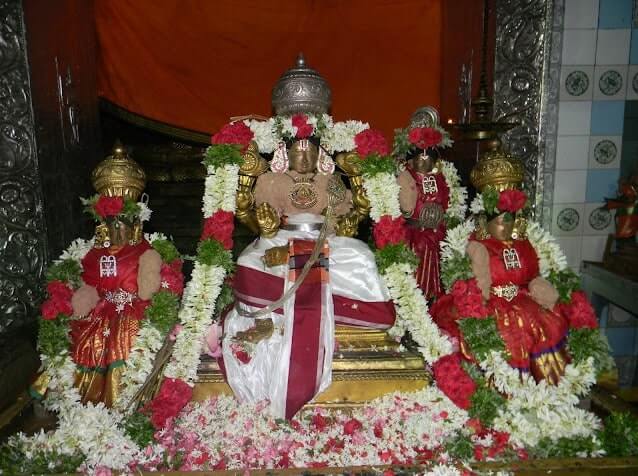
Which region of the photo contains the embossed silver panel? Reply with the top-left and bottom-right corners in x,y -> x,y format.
0,0 -> 48,335
494,0 -> 557,226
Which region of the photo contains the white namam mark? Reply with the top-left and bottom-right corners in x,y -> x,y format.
422,175 -> 438,195
502,248 -> 522,270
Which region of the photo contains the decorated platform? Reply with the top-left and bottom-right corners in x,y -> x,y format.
2,57 -> 638,476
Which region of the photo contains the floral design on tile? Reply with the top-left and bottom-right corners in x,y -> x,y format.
565,70 -> 590,96
599,70 -> 623,96
557,207 -> 580,231
588,207 -> 612,230
593,139 -> 618,164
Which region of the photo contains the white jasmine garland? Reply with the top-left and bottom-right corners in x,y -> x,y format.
16,354 -> 139,472
480,351 -> 601,449
439,219 -> 475,264
320,120 -> 369,154
469,195 -> 485,215
144,232 -> 168,243
245,118 -> 277,153
526,220 -> 569,277
363,172 -> 402,220
382,263 -> 453,364
202,164 -> 240,217
438,160 -> 467,223
113,322 -> 163,414
56,237 -> 93,263
137,201 -> 152,222
164,263 -> 226,382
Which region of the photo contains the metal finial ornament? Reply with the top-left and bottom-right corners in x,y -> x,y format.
271,53 -> 332,115
91,140 -> 146,201
410,106 -> 440,128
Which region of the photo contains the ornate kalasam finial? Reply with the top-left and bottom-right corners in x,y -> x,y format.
91,140 -> 146,201
470,137 -> 524,192
271,53 -> 332,116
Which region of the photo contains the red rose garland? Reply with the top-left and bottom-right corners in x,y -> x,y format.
354,128 -> 390,157
94,196 -> 124,219
212,121 -> 254,151
373,216 -> 408,249
432,353 -> 476,409
407,127 -> 443,150
451,279 -> 489,319
555,290 -> 598,329
497,189 -> 527,213
201,210 -> 235,250
146,377 -> 193,429
291,113 -> 314,139
41,280 -> 74,320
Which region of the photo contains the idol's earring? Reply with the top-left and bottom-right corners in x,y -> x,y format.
270,142 -> 289,173
94,223 -> 110,248
317,146 -> 335,175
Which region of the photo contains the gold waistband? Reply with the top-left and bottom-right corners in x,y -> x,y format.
491,283 -> 519,302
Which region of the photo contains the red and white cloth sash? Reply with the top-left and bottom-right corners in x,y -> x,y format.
231,238 -> 395,418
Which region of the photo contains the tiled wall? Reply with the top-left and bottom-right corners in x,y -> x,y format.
553,0 -> 638,269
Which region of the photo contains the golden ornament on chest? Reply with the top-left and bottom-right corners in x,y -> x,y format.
287,174 -> 319,209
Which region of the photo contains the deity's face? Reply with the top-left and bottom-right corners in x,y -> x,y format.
107,219 -> 133,247
288,140 -> 318,174
487,213 -> 515,241
412,152 -> 435,174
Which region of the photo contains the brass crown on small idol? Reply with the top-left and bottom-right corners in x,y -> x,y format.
470,140 -> 524,192
91,142 -> 146,201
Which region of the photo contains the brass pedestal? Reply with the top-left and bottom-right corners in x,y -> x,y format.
193,326 -> 430,409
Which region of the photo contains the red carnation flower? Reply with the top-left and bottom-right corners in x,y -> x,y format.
452,279 -> 488,318
373,215 -> 407,249
201,210 -> 234,250
41,299 -> 62,320
556,290 -> 598,329
211,121 -> 254,150
94,196 -> 124,219
432,353 -> 476,409
408,127 -> 443,150
291,113 -> 314,139
354,129 -> 390,157
47,280 -> 73,301
497,189 -> 527,214
147,378 -> 193,429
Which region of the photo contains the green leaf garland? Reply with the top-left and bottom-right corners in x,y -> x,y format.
203,144 -> 244,170
457,317 -> 507,362
374,243 -> 418,274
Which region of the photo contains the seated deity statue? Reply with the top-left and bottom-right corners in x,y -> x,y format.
31,144 -> 183,407
431,143 -> 599,385
222,135 -> 396,419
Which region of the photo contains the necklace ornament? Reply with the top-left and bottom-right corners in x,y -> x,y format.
288,174 -> 318,209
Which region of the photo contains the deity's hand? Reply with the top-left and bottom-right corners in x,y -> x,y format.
256,202 -> 280,238
335,212 -> 360,237
263,245 -> 289,267
235,188 -> 254,213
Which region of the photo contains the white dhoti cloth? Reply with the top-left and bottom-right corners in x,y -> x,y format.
221,214 -> 395,418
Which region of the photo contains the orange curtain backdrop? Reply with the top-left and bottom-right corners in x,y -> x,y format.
95,0 -> 442,141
